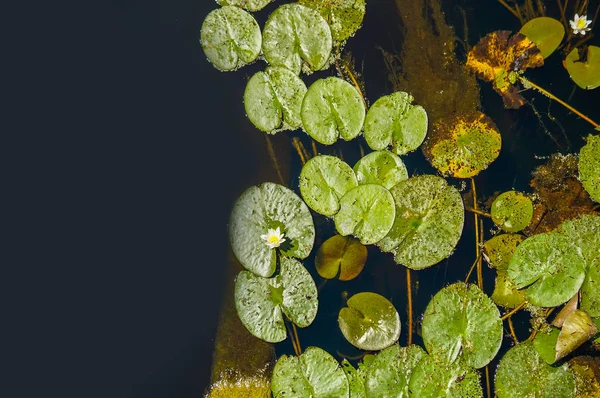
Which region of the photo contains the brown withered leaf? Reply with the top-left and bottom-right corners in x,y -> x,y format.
466,30 -> 544,109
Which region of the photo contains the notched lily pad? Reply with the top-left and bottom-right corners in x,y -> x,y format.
315,235 -> 368,281
408,355 -> 483,398
244,67 -> 308,133
200,6 -> 262,71
364,91 -> 428,155
299,155 -> 358,217
262,3 -> 333,75
422,111 -> 501,178
483,233 -> 525,274
217,0 -> 274,12
519,17 -> 565,58
229,182 -> 315,277
338,292 -> 401,351
299,0 -> 366,42
271,346 -> 349,397
490,191 -> 534,232
378,175 -> 464,269
301,77 -> 366,145
422,282 -> 503,369
579,134 -> 600,202
565,46 -> 600,90
353,150 -> 408,190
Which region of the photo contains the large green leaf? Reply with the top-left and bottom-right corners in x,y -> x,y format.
299,155 -> 358,216
495,342 -> 575,398
234,257 -> 318,343
378,175 -> 464,269
490,191 -> 533,233
353,150 -> 408,190
200,6 -> 262,71
271,346 -> 349,397
217,0 -> 274,12
565,46 -> 600,90
315,235 -> 368,281
579,134 -> 600,202
301,77 -> 366,145
364,344 -> 426,398
364,91 -> 428,155
508,232 -> 586,307
334,184 -> 396,245
244,67 -> 307,133
422,282 -> 502,369
519,17 -> 564,58
408,355 -> 483,398
299,0 -> 366,41
262,4 -> 332,75
229,183 -> 315,277
338,292 -> 400,351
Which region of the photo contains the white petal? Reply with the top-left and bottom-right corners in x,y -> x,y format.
581,30 -> 587,35
570,20 -> 577,29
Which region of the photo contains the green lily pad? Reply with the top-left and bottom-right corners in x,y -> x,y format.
408,355 -> 483,398
378,175 -> 464,270
364,344 -> 426,397
422,282 -> 502,369
271,346 -> 349,397
334,184 -> 396,245
229,182 -> 315,277
495,342 -> 575,398
315,235 -> 368,281
519,17 -> 565,58
217,0 -> 274,12
579,134 -> 600,202
533,326 -> 561,364
342,358 -> 373,398
338,292 -> 400,351
490,191 -> 534,232
234,257 -> 318,343
423,111 -> 501,178
565,46 -> 600,90
364,91 -> 428,155
262,3 -> 333,75
299,155 -> 358,216
508,232 -> 587,307
491,273 -> 526,309
244,67 -> 307,133
298,0 -> 366,41
301,77 -> 366,145
200,6 -> 262,71
483,233 -> 525,275
353,150 -> 408,190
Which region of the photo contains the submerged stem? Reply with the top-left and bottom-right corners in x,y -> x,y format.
471,179 -> 483,289
501,301 -> 527,320
508,316 -> 519,344
406,268 -> 413,346
265,134 -> 285,186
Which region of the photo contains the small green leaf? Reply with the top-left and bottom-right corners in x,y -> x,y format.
353,150 -> 408,189
533,326 -> 560,364
338,292 -> 400,351
579,134 -> 600,203
491,273 -> 526,309
408,355 -> 483,398
565,46 -> 600,90
217,0 -> 274,12
483,233 -> 525,275
490,191 -> 534,232
364,344 -> 426,397
200,6 -> 262,71
299,0 -> 366,41
334,184 -> 396,245
315,235 -> 368,281
519,17 -> 565,58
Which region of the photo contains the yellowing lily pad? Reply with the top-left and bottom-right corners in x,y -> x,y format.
408,355 -> 483,398
519,17 -> 564,58
338,292 -> 400,351
353,150 -> 408,190
299,0 -> 366,42
315,235 -> 367,281
301,77 -> 366,145
200,6 -> 262,71
491,273 -> 526,309
483,233 -> 525,275
229,183 -> 315,277
569,356 -> 600,398
364,91 -> 428,155
490,191 -> 534,232
421,282 -> 503,369
556,309 -> 598,362
262,4 -> 333,75
565,46 -> 600,90
579,134 -> 600,202
422,112 -> 501,178
217,0 -> 274,12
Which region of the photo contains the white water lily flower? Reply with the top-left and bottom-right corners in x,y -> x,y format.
260,227 -> 286,249
569,14 -> 592,35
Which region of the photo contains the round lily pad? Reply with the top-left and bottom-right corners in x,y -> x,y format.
490,191 -> 534,232
299,155 -> 358,216
508,232 -> 587,307
565,46 -> 600,90
271,346 -> 349,397
244,67 -> 308,133
315,235 -> 368,281
519,17 -> 565,58
200,6 -> 262,71
364,91 -> 428,155
423,111 -> 501,178
483,233 -> 525,274
408,355 -> 483,398
301,77 -> 366,145
234,257 -> 318,343
422,282 -> 503,369
217,0 -> 273,12
364,344 -> 426,397
229,182 -> 315,277
579,134 -> 600,203
298,0 -> 366,41
262,3 -> 333,75
334,184 -> 396,245
378,175 -> 464,270
353,150 -> 408,190
338,292 -> 400,351
495,342 -> 575,398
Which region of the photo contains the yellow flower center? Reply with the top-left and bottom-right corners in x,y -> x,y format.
576,19 -> 587,29
268,235 -> 280,243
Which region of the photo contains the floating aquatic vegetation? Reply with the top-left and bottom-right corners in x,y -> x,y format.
364,344 -> 426,397
299,0 -> 366,42
490,191 -> 534,233
483,234 -> 527,308
564,46 -> 600,90
200,6 -> 262,71
353,150 -> 408,190
216,0 -> 274,12
408,355 -> 482,398
579,134 -> 600,203
338,292 -> 400,351
341,357 -> 373,398
569,356 -> 600,398
519,17 -> 565,59
315,235 -> 367,281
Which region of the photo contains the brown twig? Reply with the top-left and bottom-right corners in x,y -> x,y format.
508,316 -> 519,344
265,134 -> 285,185
311,140 -> 318,158
465,207 -> 492,218
291,137 -> 308,165
485,365 -> 492,398
286,322 -> 301,356
292,323 -> 302,354
464,253 -> 482,284
498,0 -> 523,21
406,268 -> 413,346
501,301 -> 527,320
471,179 -> 483,289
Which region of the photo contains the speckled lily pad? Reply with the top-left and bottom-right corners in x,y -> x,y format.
408,355 -> 483,398
490,191 -> 534,232
217,0 -> 274,12
353,150 -> 408,189
298,0 -> 366,41
579,134 -> 600,203
364,344 -> 426,397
